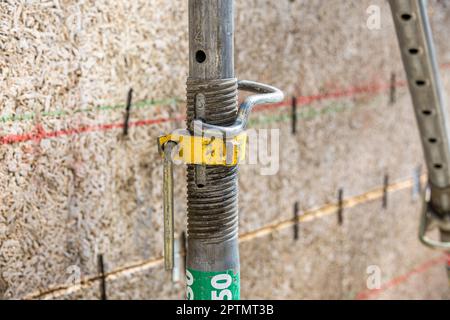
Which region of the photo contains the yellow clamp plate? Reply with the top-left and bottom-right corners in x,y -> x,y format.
158,131 -> 247,166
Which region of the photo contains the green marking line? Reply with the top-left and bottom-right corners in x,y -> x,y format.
0,80 -> 392,125
0,88 -> 384,135
0,97 -> 180,123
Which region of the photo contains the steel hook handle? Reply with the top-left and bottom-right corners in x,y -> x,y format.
193,80 -> 284,137
418,185 -> 450,250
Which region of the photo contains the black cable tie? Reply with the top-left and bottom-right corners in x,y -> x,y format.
123,88 -> 133,136
390,72 -> 396,105
293,201 -> 299,240
337,189 -> 344,225
382,174 -> 389,209
97,254 -> 107,300
291,96 -> 297,135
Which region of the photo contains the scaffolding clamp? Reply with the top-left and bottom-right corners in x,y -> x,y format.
419,185 -> 450,250
157,130 -> 247,270
157,131 -> 247,166
157,80 -> 283,272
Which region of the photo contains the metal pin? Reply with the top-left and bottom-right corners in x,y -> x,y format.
194,94 -> 206,187
172,231 -> 188,282
293,201 -> 299,240
163,142 -> 176,270
97,254 -> 107,300
390,72 -> 396,105
123,88 -> 133,136
291,96 -> 297,135
172,236 -> 181,282
337,189 -> 343,225
194,166 -> 207,188
382,174 -> 389,209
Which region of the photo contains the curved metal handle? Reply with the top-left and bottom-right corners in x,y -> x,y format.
418,186 -> 450,250
162,141 -> 177,270
193,80 -> 284,137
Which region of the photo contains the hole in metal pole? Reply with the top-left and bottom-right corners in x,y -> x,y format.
428,138 -> 437,143
422,110 -> 432,116
409,48 -> 419,55
434,163 -> 443,169
401,13 -> 412,21
196,50 -> 206,63
416,80 -> 427,86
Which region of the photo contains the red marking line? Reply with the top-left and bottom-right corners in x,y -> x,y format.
255,80 -> 406,113
356,254 -> 448,300
0,79 -> 408,146
0,116 -> 184,145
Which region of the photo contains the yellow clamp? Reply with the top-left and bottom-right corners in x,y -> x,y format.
157,131 -> 247,166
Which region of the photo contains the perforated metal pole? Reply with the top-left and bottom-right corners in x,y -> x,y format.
185,0 -> 240,300
389,0 -> 450,258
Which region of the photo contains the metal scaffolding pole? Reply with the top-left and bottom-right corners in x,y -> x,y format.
158,0 -> 283,300
185,0 -> 240,300
389,0 -> 450,259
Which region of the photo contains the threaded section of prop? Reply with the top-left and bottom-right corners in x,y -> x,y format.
186,78 -> 239,243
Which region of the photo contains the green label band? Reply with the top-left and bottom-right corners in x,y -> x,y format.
186,268 -> 240,300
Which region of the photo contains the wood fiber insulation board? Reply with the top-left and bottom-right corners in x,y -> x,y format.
0,0 -> 449,299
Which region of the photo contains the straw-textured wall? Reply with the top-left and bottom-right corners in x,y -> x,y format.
0,0 -> 449,299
